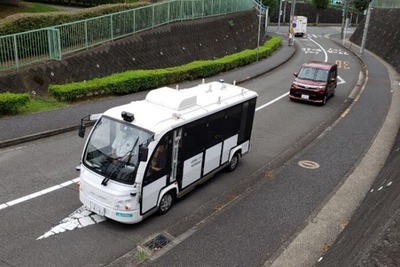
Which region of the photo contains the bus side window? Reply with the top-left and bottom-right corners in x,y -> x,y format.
145,135 -> 170,179
224,104 -> 242,137
182,118 -> 207,159
207,111 -> 226,146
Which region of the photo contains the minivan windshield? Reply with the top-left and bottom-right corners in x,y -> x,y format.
83,116 -> 153,184
297,67 -> 329,82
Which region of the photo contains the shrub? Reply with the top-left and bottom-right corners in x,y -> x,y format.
0,92 -> 30,115
48,36 -> 282,102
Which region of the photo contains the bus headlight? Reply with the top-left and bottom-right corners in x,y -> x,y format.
115,199 -> 134,211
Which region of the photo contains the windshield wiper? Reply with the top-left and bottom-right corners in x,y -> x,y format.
101,137 -> 139,186
101,161 -> 124,186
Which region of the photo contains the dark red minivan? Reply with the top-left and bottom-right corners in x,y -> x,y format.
289,61 -> 337,105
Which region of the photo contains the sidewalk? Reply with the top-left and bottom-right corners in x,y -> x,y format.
0,35 -> 295,149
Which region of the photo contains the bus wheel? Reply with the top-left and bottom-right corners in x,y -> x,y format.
158,191 -> 174,215
226,152 -> 240,172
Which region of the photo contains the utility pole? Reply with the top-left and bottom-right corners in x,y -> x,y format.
283,0 -> 287,25
277,0 -> 283,32
340,0 -> 350,39
288,0 -> 296,46
360,1 -> 373,57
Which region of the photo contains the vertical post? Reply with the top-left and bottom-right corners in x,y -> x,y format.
84,20 -> 88,49
256,6 -> 262,61
360,1 -> 373,57
341,0 -> 350,39
277,0 -> 283,32
168,1 -> 170,23
110,14 -> 114,40
180,0 -> 183,21
133,9 -> 136,34
288,0 -> 296,46
202,0 -> 204,18
283,0 -> 287,25
13,35 -> 19,69
152,5 -> 155,28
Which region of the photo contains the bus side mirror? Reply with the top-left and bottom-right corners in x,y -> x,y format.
139,147 -> 148,162
78,124 -> 86,138
78,113 -> 102,138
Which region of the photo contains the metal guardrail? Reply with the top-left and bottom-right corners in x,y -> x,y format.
0,0 -> 253,72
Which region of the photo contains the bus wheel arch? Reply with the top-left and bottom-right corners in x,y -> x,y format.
157,189 -> 176,215
226,150 -> 241,172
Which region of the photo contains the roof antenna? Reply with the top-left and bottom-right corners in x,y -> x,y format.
176,84 -> 179,90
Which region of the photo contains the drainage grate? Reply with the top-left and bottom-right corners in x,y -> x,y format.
143,233 -> 172,252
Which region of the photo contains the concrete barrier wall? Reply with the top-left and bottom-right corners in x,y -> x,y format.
350,8 -> 400,74
0,10 -> 263,96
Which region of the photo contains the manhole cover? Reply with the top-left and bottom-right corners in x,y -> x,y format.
143,233 -> 172,252
298,160 -> 320,169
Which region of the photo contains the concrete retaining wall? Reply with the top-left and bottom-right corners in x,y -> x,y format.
350,8 -> 400,74
0,10 -> 263,96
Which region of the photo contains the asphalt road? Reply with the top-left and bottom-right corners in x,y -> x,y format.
0,26 -> 397,267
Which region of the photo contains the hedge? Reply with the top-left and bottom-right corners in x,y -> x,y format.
48,36 -> 282,102
0,92 -> 30,115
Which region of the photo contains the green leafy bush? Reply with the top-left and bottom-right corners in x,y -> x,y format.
0,92 -> 30,115
48,36 -> 282,102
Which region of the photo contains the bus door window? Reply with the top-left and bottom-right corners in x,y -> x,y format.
144,134 -> 172,185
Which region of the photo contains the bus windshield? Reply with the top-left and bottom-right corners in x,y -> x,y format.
83,116 -> 153,184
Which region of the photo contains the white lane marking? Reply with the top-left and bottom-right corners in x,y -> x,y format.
308,37 -> 328,62
256,92 -> 289,111
37,205 -> 106,240
0,178 -> 79,211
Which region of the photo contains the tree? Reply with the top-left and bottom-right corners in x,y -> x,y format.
261,0 -> 280,14
353,0 -> 369,11
311,0 -> 330,25
352,0 -> 369,25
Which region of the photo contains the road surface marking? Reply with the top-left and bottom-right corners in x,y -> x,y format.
37,205 -> 106,240
0,178 -> 79,211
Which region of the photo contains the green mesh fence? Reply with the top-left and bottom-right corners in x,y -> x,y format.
0,0 -> 253,72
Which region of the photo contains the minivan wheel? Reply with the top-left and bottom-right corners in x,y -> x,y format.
158,191 -> 174,215
226,153 -> 240,172
322,94 -> 328,105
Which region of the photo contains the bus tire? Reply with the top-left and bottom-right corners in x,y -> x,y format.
158,191 -> 174,215
226,152 -> 240,172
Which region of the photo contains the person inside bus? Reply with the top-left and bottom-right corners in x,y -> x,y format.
111,125 -> 137,163
148,143 -> 167,175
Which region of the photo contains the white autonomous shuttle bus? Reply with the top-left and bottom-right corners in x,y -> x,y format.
77,80 -> 258,223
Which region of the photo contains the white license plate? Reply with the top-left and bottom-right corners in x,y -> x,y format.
90,202 -> 105,216
301,94 -> 309,100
